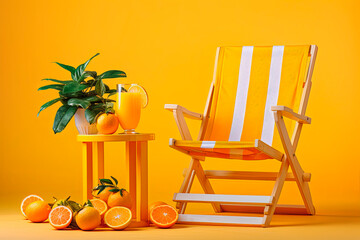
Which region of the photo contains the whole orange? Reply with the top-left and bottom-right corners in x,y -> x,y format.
96,113 -> 119,134
107,190 -> 132,209
25,200 -> 51,223
76,207 -> 101,231
92,187 -> 114,203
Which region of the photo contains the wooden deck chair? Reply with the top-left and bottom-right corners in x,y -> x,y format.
165,45 -> 317,227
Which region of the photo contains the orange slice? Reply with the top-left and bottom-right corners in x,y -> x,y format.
104,206 -> 132,230
150,205 -> 178,228
49,206 -> 73,229
149,201 -> 167,213
128,84 -> 148,108
20,194 -> 43,219
90,199 -> 108,216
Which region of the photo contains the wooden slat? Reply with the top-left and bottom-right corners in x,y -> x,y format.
205,170 -> 310,182
136,141 -> 149,223
263,156 -> 290,226
77,133 -> 155,142
220,204 -> 309,215
93,142 -> 104,188
271,106 -> 311,124
275,110 -> 315,215
173,110 -> 193,140
179,169 -> 195,214
176,158 -> 197,212
82,142 -> 93,202
178,214 -> 264,226
182,169 -> 311,182
164,104 -> 203,120
126,141 -> 137,219
255,139 -> 283,161
192,161 -> 222,212
198,47 -> 220,141
174,193 -> 273,205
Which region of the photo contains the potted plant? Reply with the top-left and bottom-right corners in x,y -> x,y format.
38,53 -> 126,134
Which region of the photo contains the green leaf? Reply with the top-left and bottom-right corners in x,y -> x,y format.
106,102 -> 114,107
73,53 -> 99,82
100,178 -> 113,185
55,62 -> 76,75
97,185 -> 106,195
84,71 -> 97,79
37,98 -> 62,116
53,105 -> 78,134
42,78 -> 73,84
118,188 -> 126,197
83,95 -> 102,102
68,98 -> 91,109
99,70 -> 126,79
106,89 -> 117,97
110,176 -> 118,185
85,108 -> 103,124
68,201 -> 81,212
109,188 -> 120,193
59,91 -> 85,99
62,82 -> 88,94
38,84 -> 64,91
95,79 -> 105,96
85,200 -> 94,208
69,220 -> 80,230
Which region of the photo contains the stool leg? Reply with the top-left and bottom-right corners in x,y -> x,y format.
126,141 -> 137,219
136,141 -> 148,224
82,142 -> 93,202
93,142 -> 104,187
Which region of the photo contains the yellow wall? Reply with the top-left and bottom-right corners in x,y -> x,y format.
0,0 -> 359,215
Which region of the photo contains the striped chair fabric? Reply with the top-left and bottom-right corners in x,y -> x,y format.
175,45 -> 311,160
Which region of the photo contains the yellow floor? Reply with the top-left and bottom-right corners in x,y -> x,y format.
1,212 -> 359,240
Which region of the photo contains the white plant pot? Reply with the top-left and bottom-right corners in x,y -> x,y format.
74,108 -> 98,135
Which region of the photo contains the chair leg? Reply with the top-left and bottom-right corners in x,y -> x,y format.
274,111 -> 315,215
288,157 -> 315,215
193,159 -> 222,213
262,157 -> 289,227
176,158 -> 198,213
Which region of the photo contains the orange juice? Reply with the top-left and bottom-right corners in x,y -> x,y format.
115,91 -> 141,131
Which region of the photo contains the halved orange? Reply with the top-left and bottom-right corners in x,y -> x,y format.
128,84 -> 148,108
49,206 -> 73,230
90,199 -> 108,216
104,206 -> 132,230
149,201 -> 168,214
150,204 -> 178,228
20,194 -> 43,219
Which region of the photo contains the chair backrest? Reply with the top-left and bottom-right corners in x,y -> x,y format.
200,45 -> 315,149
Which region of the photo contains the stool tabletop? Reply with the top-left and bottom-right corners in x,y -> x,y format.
77,133 -> 155,142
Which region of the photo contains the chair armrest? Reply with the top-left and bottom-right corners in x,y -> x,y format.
271,106 -> 311,124
164,104 -> 203,120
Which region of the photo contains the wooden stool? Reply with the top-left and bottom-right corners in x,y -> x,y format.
77,133 -> 155,227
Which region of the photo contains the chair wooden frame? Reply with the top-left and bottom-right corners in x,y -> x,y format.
165,45 -> 318,227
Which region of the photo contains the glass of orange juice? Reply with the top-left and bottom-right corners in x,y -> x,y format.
115,84 -> 148,134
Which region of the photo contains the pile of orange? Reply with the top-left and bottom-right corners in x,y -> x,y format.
20,193 -> 134,231
91,187 -> 133,230
20,176 -> 178,231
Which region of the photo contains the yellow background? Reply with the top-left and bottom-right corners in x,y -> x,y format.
0,0 -> 359,218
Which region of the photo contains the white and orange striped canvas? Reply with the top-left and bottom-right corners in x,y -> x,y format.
202,46 -> 311,151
